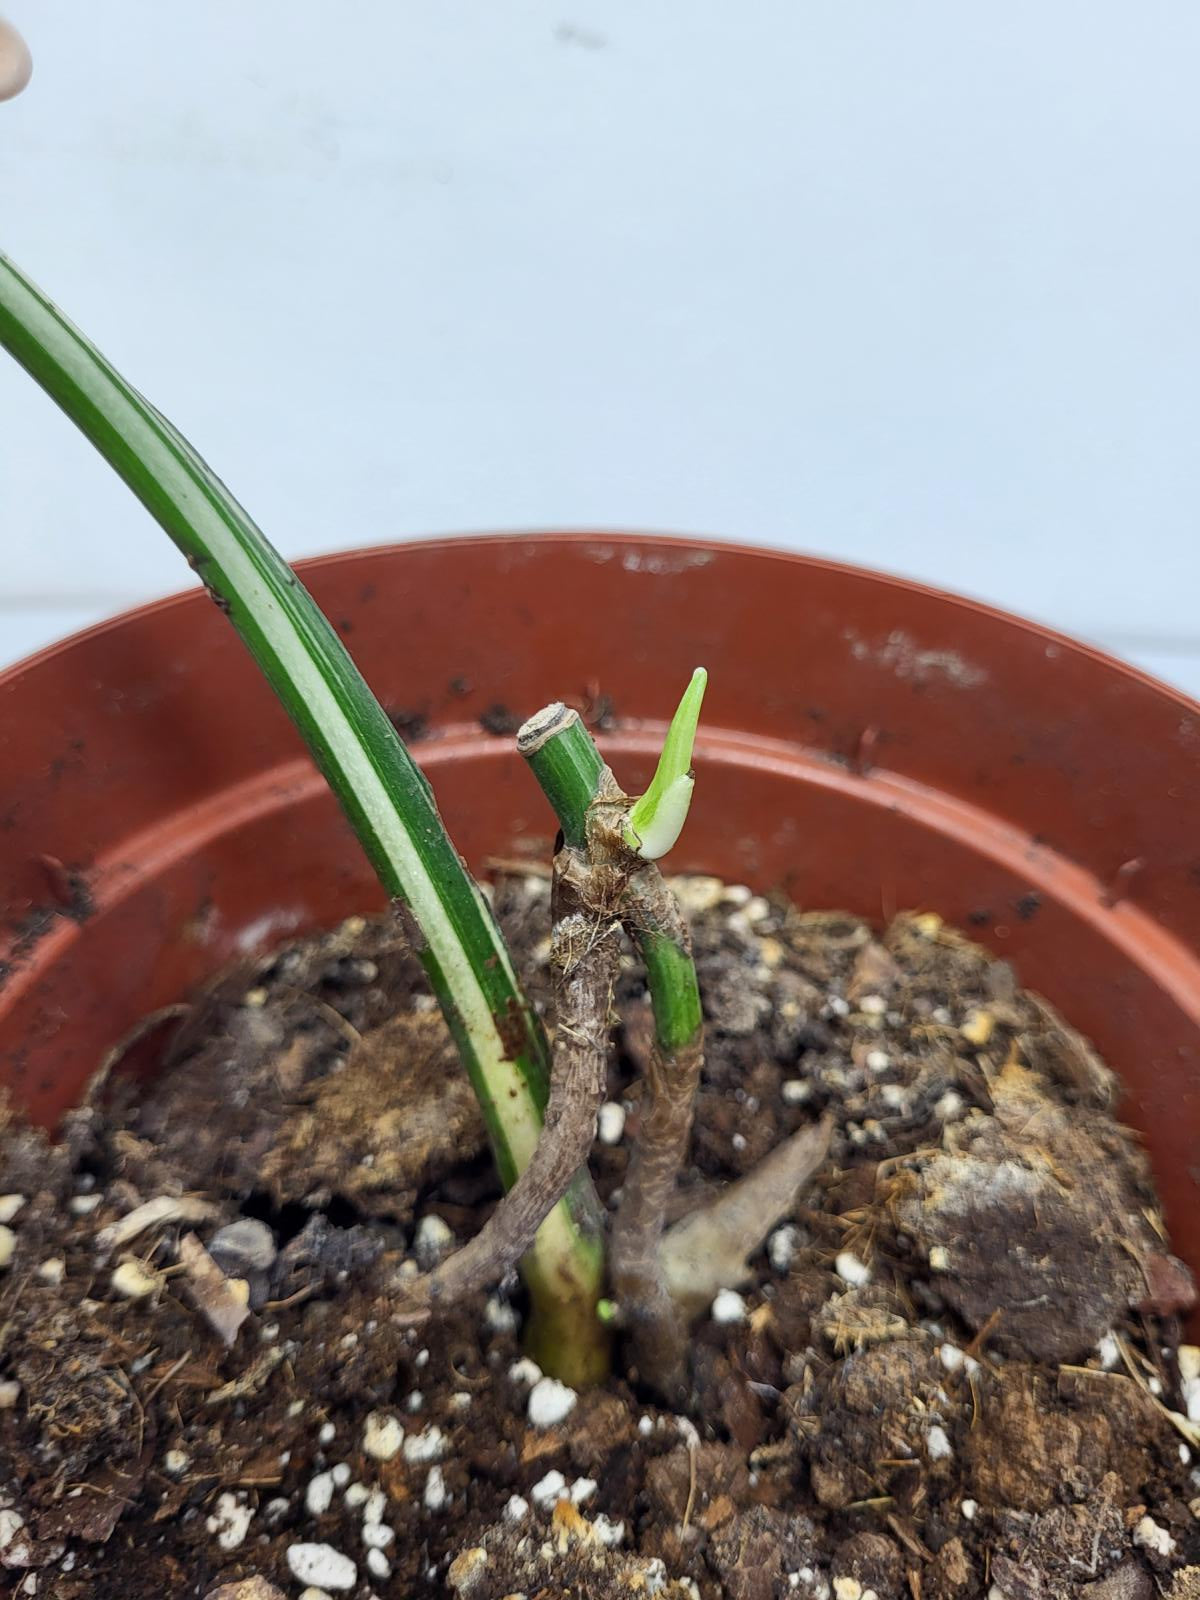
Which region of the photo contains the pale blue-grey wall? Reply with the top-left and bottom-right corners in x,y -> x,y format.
2,3 -> 1199,691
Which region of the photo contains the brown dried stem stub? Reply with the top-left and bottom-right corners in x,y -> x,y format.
609,869 -> 705,1401
660,1114 -> 833,1317
391,846 -> 621,1321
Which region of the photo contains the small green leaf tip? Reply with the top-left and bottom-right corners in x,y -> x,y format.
626,667 -> 707,860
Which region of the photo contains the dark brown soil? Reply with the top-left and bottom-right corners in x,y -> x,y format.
2,874 -> 1199,1600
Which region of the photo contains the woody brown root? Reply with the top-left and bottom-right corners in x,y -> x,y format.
393,849 -> 620,1323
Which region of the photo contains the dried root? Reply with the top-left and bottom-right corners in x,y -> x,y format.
392,850 -> 620,1321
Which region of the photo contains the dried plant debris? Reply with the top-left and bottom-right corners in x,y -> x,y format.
0,883 -> 1197,1599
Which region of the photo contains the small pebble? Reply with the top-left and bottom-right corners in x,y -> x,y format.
711,1289 -> 748,1324
0,1511 -> 25,1551
858,995 -> 887,1016
934,1090 -> 965,1122
363,1488 -> 387,1525
32,1256 -> 63,1287
937,1343 -> 977,1375
508,1357 -> 543,1386
768,1226 -> 800,1273
0,1379 -> 21,1408
318,1421 -> 336,1445
570,1478 -> 597,1504
527,1376 -> 577,1428
833,1580 -> 863,1600
306,1472 -> 336,1516
597,1102 -> 626,1145
111,1259 -> 158,1299
592,1514 -> 626,1547
926,1426 -> 953,1461
781,1079 -> 812,1105
1133,1515 -> 1176,1558
865,1049 -> 890,1072
424,1466 -> 449,1511
531,1469 -> 568,1508
960,1009 -> 994,1046
366,1549 -> 390,1580
1096,1332 -> 1120,1370
343,1484 -> 369,1509
484,1296 -> 519,1333
163,1448 -> 190,1475
414,1213 -> 454,1264
0,1226 -> 14,1269
330,1464 -> 351,1489
362,1411 -> 404,1461
834,1251 -> 871,1287
205,1492 -> 253,1551
362,1523 -> 394,1549
672,875 -> 724,914
208,1218 -> 276,1275
300,1591 -> 335,1600
450,1391 -> 472,1410
504,1494 -> 530,1523
69,1194 -> 102,1215
287,1544 -> 357,1591
961,1499 -> 977,1520
403,1426 -> 446,1464
0,1195 -> 25,1224
447,1548 -> 489,1591
929,1245 -> 950,1271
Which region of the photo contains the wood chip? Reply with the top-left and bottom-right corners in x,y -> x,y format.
178,1232 -> 251,1346
96,1195 -> 219,1255
204,1346 -> 285,1406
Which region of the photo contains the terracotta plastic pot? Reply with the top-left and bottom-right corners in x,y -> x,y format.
2,533 -> 1198,1294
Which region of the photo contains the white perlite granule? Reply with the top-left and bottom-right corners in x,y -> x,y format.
287,1544 -> 358,1590
527,1377 -> 577,1428
362,1411 -> 404,1460
835,1251 -> 871,1287
711,1289 -> 748,1324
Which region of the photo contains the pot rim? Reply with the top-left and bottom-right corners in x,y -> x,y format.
5,528 -> 1195,716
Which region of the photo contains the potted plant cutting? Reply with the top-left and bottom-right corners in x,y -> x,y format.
1,254 -> 1199,1599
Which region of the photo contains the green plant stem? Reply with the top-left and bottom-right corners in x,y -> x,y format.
518,701 -> 705,1398
516,702 -> 607,848
516,703 -> 702,1054
0,251 -> 606,1382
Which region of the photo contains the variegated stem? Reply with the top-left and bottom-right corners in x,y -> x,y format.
0,252 -> 606,1379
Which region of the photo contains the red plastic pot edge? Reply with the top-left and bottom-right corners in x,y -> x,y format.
5,528 -> 1195,717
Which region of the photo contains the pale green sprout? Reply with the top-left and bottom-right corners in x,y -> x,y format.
624,666 -> 708,860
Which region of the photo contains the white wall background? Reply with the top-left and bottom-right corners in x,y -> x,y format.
2,3 -> 1199,692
